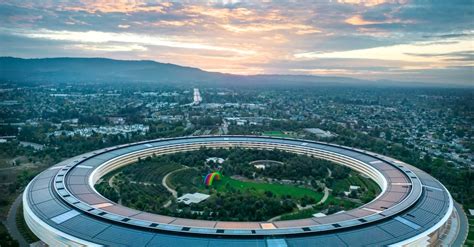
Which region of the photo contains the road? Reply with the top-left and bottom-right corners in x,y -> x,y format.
4,193 -> 29,247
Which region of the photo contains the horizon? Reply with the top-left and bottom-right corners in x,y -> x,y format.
0,1 -> 473,85
4,56 -> 474,88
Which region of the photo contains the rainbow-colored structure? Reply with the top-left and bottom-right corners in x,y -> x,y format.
204,172 -> 222,187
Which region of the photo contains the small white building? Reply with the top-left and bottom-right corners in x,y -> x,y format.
312,213 -> 327,218
236,120 -> 247,126
349,185 -> 360,190
177,193 -> 210,205
254,164 -> 266,170
206,157 -> 225,164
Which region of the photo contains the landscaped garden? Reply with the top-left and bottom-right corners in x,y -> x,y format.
95,148 -> 380,221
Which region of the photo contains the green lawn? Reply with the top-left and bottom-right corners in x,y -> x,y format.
330,172 -> 380,194
215,176 -> 323,201
261,131 -> 292,138
467,216 -> 474,243
168,168 -> 205,193
280,207 -> 319,220
16,203 -> 39,243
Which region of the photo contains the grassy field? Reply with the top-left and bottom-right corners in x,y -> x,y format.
261,131 -> 293,138
215,176 -> 323,201
168,168 -> 205,193
168,171 -> 323,201
279,207 -> 319,220
331,172 -> 379,194
16,203 -> 39,243
95,162 -> 181,211
467,215 -> 474,245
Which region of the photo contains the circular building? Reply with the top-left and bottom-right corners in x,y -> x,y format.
23,136 -> 458,246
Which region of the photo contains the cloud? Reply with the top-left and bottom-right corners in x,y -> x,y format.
8,28 -> 255,55
345,14 -> 410,25
405,51 -> 474,62
220,23 -> 320,34
182,5 -> 261,21
294,39 -> 473,64
337,0 -> 407,7
68,43 -> 148,52
422,33 -> 472,39
0,0 -> 472,84
59,0 -> 168,14
290,68 -> 391,76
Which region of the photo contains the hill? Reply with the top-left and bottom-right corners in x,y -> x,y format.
0,57 -> 408,87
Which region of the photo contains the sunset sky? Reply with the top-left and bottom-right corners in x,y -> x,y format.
1,0 -> 473,84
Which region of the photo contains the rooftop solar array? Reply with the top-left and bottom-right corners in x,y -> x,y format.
24,136 -> 453,246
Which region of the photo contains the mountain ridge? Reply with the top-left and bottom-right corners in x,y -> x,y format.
0,57 -> 452,87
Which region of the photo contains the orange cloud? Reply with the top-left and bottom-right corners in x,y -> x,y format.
183,6 -> 257,21
220,23 -> 320,34
345,14 -> 412,26
337,0 -> 408,7
61,0 -> 167,13
345,15 -> 382,25
152,20 -> 202,27
290,68 -> 389,75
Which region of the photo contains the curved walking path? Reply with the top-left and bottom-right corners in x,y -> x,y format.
268,185 -> 330,222
162,167 -> 189,198
161,166 -> 189,207
317,187 -> 330,205
108,173 -> 122,204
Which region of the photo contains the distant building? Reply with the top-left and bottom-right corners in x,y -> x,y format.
236,120 -> 247,126
155,115 -> 183,123
108,117 -> 125,125
61,118 -> 79,124
49,124 -> 149,137
20,141 -> 45,151
250,160 -> 283,170
304,128 -> 336,138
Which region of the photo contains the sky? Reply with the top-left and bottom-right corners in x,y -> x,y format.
0,0 -> 473,85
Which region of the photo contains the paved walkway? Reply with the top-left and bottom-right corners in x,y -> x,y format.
268,186 -> 330,222
161,167 -> 189,207
267,214 -> 282,222
4,193 -> 29,247
108,173 -> 122,204
317,187 -> 330,205
162,167 -> 189,198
